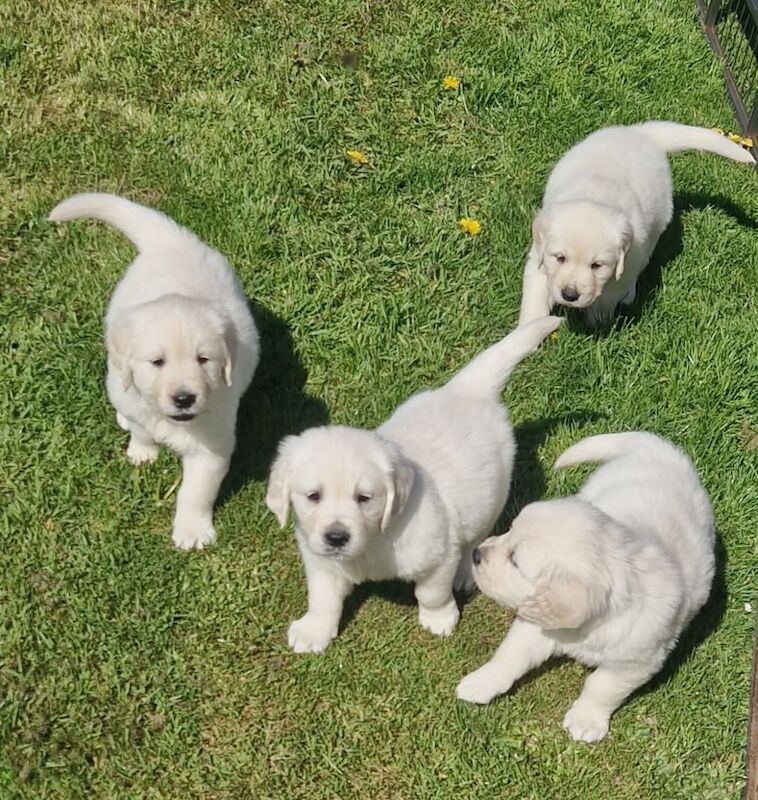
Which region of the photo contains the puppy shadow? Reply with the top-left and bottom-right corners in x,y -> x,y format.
496,411 -> 605,533
635,531 -> 728,699
566,191 -> 757,338
219,301 -> 329,502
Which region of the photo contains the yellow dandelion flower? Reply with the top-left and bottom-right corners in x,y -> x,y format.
346,148 -> 369,165
711,127 -> 753,148
458,217 -> 481,236
442,75 -> 460,90
550,330 -> 560,341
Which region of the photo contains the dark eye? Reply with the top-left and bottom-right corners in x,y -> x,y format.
306,491 -> 321,503
591,261 -> 603,271
151,358 -> 165,368
555,254 -> 566,264
508,550 -> 518,569
197,356 -> 209,365
356,493 -> 371,504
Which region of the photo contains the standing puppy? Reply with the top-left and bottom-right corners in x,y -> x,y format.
49,193 -> 259,550
518,121 -> 755,326
457,432 -> 715,742
266,316 -> 561,653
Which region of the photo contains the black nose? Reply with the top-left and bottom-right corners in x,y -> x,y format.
324,529 -> 350,549
561,287 -> 579,302
173,391 -> 196,409
472,547 -> 481,566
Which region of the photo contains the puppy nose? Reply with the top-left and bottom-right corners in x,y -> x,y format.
173,391 -> 197,409
561,286 -> 579,302
472,547 -> 481,566
324,528 -> 350,549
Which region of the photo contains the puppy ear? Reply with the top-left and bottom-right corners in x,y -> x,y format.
615,219 -> 634,281
106,313 -> 134,391
380,439 -> 415,532
531,210 -> 548,272
518,567 -> 605,630
221,326 -> 236,387
266,436 -> 297,527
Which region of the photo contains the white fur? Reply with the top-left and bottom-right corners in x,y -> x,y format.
266,317 -> 562,653
49,193 -> 259,550
457,432 -> 715,742
518,121 -> 756,325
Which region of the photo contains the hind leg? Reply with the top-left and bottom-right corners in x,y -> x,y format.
454,543 -> 478,594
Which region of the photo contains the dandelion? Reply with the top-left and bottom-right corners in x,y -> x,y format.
711,127 -> 753,149
442,75 -> 460,90
458,217 -> 481,236
550,330 -> 560,341
346,148 -> 369,165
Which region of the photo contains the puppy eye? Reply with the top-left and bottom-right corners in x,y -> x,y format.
197,356 -> 209,365
355,493 -> 371,504
553,254 -> 566,264
590,261 -> 603,271
306,491 -> 321,503
151,358 -> 165,368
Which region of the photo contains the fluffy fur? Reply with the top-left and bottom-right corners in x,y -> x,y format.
456,432 -> 715,742
518,121 -> 756,326
49,193 -> 259,549
266,316 -> 562,653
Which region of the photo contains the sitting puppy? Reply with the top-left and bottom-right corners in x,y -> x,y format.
266,316 -> 561,653
518,121 -> 755,326
49,193 -> 259,550
457,432 -> 715,742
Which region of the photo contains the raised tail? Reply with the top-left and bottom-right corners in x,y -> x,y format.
446,316 -> 562,398
48,192 -> 196,253
554,431 -> 666,469
634,121 -> 755,164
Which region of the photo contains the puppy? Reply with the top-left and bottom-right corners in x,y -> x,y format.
457,432 -> 715,742
518,121 -> 755,326
266,316 -> 561,653
49,193 -> 259,549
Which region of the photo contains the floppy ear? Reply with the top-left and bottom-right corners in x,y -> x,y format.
380,440 -> 415,532
518,567 -> 604,630
221,325 -> 237,387
266,436 -> 298,527
615,219 -> 634,281
106,313 -> 134,391
531,210 -> 548,272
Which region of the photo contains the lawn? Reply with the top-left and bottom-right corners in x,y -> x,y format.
1,0 -> 757,797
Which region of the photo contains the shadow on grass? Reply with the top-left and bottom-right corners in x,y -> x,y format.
565,190 -> 757,337
219,300 -> 329,503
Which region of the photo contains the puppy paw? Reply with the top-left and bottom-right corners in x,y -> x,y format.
562,702 -> 610,743
287,615 -> 337,654
126,438 -> 159,465
418,601 -> 460,637
456,668 -> 499,705
172,517 -> 217,551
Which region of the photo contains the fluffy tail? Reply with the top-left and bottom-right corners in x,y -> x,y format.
554,431 -> 665,469
634,121 -> 755,164
446,316 -> 562,398
48,192 -> 195,253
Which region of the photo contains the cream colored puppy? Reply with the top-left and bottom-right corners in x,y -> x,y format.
49,193 -> 259,550
266,316 -> 561,653
518,121 -> 755,326
457,432 -> 715,742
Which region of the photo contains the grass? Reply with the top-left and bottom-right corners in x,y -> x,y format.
1,0 -> 757,797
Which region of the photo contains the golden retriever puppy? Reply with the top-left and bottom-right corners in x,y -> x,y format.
49,193 -> 259,549
457,432 -> 715,742
266,317 -> 561,653
518,121 -> 755,326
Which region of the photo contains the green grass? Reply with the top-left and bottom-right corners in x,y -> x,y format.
1,0 -> 757,797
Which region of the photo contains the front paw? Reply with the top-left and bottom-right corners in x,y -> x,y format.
562,701 -> 610,743
172,515 -> 217,551
288,615 -> 337,654
418,601 -> 460,636
456,667 -> 500,705
126,438 -> 159,465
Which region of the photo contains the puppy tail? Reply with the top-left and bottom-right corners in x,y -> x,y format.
554,432 -> 665,469
446,316 -> 562,398
48,193 -> 199,253
634,121 -> 756,165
